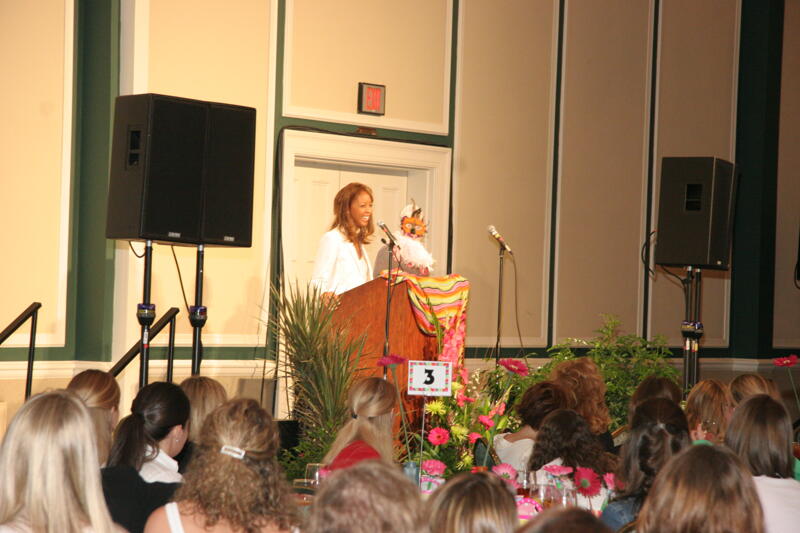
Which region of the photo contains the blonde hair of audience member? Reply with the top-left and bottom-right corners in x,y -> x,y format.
306,460 -> 424,533
725,394 -> 794,479
636,445 -> 765,533
0,390 -> 120,533
518,508 -> 612,533
426,471 -> 517,533
180,376 -> 228,442
145,398 -> 296,533
729,373 -> 781,407
685,379 -> 732,442
549,357 -> 611,435
67,369 -> 121,465
323,377 -> 396,464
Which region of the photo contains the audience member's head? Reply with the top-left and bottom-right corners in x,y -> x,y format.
629,375 -> 682,413
636,445 -> 764,533
518,508 -> 612,533
529,409 -> 616,474
170,398 -> 296,532
67,369 -> 121,464
0,390 -> 118,533
107,381 -> 190,469
725,394 -> 794,479
323,377 -> 396,464
729,373 -> 781,407
549,358 -> 611,435
180,376 -> 228,442
426,471 -> 517,533
515,381 -> 569,431
685,379 -> 732,443
615,398 -> 690,505
306,460 -> 423,533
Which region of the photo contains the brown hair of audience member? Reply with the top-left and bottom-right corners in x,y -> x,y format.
306,460 -> 424,533
323,377 -> 396,464
172,398 -> 296,533
515,381 -> 570,430
180,376 -> 228,442
724,394 -> 794,479
67,369 -> 121,465
529,409 -> 617,474
518,508 -> 612,533
685,379 -> 732,442
549,357 -> 611,435
729,373 -> 781,407
614,398 -> 690,507
629,376 -> 682,415
0,390 -> 118,533
330,182 -> 375,246
426,471 -> 517,533
636,445 -> 764,533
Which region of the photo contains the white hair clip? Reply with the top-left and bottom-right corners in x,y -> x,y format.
220,445 -> 246,460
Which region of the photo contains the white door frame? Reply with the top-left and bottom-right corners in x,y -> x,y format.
274,130 -> 451,418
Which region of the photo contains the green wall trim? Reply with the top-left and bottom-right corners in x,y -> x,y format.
730,0 -> 784,357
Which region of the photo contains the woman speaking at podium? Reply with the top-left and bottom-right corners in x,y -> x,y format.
310,182 -> 375,299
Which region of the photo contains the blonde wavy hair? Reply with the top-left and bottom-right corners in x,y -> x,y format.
331,182 -> 374,248
67,369 -> 121,464
174,398 -> 296,533
549,358 -> 611,434
0,390 -> 119,533
306,460 -> 424,533
180,376 -> 228,441
685,379 -> 732,442
323,377 -> 396,464
426,471 -> 518,533
729,373 -> 780,407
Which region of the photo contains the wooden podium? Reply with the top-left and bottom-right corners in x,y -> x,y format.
333,278 -> 438,375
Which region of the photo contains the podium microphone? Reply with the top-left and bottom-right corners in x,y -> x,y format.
487,225 -> 513,255
377,220 -> 401,249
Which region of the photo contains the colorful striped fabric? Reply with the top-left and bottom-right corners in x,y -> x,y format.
380,271 -> 470,337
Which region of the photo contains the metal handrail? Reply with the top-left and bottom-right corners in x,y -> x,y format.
110,307 -> 180,387
0,302 -> 42,399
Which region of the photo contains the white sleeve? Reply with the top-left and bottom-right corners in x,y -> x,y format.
310,231 -> 339,292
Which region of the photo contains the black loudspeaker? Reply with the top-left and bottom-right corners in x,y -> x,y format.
106,94 -> 256,247
654,156 -> 737,270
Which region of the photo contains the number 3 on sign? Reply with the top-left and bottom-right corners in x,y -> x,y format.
407,360 -> 452,397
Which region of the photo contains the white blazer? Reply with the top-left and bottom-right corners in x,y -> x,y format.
310,229 -> 373,295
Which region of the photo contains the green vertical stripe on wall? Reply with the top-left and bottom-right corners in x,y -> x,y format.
74,0 -> 119,361
730,0 -> 784,357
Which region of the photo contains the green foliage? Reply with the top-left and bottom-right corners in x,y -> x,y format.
269,283 -> 366,471
514,315 -> 678,431
278,425 -> 330,481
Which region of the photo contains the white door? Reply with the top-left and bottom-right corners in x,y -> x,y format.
284,160 -> 407,288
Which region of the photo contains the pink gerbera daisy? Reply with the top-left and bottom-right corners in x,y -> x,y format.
498,358 -> 529,377
574,467 -> 602,497
427,427 -> 450,446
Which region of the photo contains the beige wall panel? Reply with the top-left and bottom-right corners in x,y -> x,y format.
285,0 -> 450,133
773,0 -> 800,347
453,1 -> 556,347
554,1 -> 652,341
0,1 -> 69,347
117,0 -> 272,350
649,0 -> 739,347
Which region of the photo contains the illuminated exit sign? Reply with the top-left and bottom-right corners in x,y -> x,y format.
358,82 -> 385,115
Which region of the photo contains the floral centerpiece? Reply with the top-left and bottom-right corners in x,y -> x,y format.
774,354 -> 800,415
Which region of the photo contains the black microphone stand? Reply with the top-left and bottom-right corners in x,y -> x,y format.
382,238 -> 396,379
493,246 -> 506,365
190,244 -> 207,376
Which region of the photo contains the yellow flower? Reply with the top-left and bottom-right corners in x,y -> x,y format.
456,451 -> 474,469
425,400 -> 447,416
451,381 -> 464,393
450,424 -> 468,442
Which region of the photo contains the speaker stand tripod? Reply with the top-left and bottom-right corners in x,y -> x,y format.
190,244 -> 207,376
680,266 -> 703,392
136,240 -> 156,389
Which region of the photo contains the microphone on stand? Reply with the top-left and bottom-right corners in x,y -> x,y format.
377,220 -> 401,249
487,225 -> 513,255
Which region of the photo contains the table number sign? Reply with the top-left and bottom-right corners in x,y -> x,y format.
407,360 -> 452,396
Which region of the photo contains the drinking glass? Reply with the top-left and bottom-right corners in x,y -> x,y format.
305,463 -> 326,488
